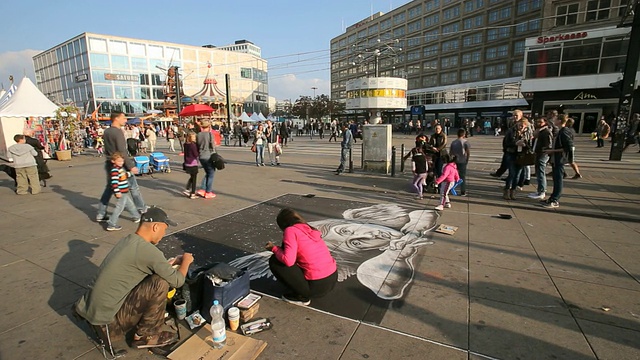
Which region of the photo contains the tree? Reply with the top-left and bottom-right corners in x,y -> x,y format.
260,105 -> 271,116
292,95 -> 346,121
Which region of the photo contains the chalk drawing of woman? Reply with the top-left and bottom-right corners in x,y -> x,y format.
230,204 -> 439,300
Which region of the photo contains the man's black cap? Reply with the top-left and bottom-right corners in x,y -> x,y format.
140,206 -> 177,226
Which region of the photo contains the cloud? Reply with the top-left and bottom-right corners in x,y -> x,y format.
0,49 -> 40,87
268,74 -> 331,102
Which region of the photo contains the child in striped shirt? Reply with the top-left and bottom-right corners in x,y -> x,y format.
106,152 -> 140,231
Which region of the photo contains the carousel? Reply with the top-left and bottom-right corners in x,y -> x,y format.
188,63 -> 244,126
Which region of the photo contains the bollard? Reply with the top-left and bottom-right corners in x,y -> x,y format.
361,142 -> 364,170
391,146 -> 396,177
400,143 -> 405,173
349,147 -> 353,173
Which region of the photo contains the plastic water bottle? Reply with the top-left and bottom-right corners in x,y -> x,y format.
209,300 -> 226,348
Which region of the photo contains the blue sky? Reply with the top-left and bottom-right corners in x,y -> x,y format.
0,0 -> 411,100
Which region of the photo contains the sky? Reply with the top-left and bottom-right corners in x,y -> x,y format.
0,0 -> 412,101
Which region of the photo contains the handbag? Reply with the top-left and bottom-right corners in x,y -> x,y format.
516,151 -> 536,166
250,143 -> 256,153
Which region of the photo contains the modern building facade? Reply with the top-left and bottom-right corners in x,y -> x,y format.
521,0 -> 638,133
331,0 -> 545,124
32,33 -> 268,117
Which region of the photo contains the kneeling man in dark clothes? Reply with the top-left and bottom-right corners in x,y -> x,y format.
75,207 -> 193,349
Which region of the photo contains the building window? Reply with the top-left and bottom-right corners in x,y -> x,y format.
441,56 -> 458,68
423,75 -> 437,87
111,55 -> 129,70
408,38 -> 422,47
497,45 -> 508,57
512,61 -> 524,75
442,39 -> 459,52
442,23 -> 460,35
496,63 -> 507,76
424,45 -> 439,57
408,20 -> 422,33
424,14 -> 440,27
423,60 -> 438,71
89,38 -> 107,52
441,71 -> 458,84
425,30 -> 440,41
393,12 -> 406,25
443,6 -> 460,20
514,40 -> 525,54
408,64 -> 422,75
556,3 -> 579,26
109,40 -> 127,55
408,4 -> 422,18
89,53 -> 109,69
425,0 -> 441,12
486,47 -> 497,59
407,50 -> 422,60
93,85 -> 112,99
586,0 -> 611,21
240,68 -> 252,79
368,24 -> 379,35
485,65 -> 497,78
394,26 -> 406,37
380,19 -> 391,30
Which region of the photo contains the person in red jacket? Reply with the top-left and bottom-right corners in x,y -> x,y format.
434,155 -> 460,211
265,208 -> 338,306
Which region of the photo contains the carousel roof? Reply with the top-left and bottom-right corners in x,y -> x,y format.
191,63 -> 227,103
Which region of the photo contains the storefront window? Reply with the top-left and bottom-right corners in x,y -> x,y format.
114,86 -> 133,100
526,63 -> 560,78
526,48 -> 561,64
111,55 -> 130,70
93,85 -> 113,99
562,42 -> 601,61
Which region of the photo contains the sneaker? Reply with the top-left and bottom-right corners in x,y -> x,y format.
460,191 -> 467,196
517,186 -> 524,191
542,201 -> 559,209
571,174 -> 582,179
434,205 -> 444,211
528,192 -> 546,200
281,294 -> 311,306
132,331 -> 178,349
415,196 -> 423,200
204,192 -> 216,199
96,216 -> 109,223
106,225 -> 122,231
276,162 -> 281,166
133,218 -> 141,223
489,172 -> 499,177
444,203 -> 452,208
189,194 -> 198,199
256,164 -> 260,167
182,189 -> 191,196
196,189 -> 206,197
539,198 -> 551,204
260,163 -> 265,166
139,205 -> 150,214
270,163 -> 275,166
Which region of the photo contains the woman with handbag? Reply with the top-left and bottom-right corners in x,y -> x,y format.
196,121 -> 217,199
253,124 -> 267,166
503,120 -> 531,200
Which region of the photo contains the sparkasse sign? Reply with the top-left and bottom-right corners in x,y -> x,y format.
537,32 -> 588,44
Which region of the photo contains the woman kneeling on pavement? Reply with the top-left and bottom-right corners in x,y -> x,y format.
265,208 -> 338,306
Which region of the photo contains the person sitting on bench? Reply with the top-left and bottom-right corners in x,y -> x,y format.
75,207 -> 193,349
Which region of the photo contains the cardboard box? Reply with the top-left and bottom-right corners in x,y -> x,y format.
168,324 -> 266,360
435,224 -> 458,235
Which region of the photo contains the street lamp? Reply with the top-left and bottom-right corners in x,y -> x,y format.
311,86 -> 317,98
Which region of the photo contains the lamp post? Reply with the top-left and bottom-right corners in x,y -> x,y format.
311,87 -> 317,98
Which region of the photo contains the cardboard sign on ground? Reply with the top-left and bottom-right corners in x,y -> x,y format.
168,324 -> 267,360
435,224 -> 458,235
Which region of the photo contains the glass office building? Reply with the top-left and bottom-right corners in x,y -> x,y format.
32,33 -> 268,116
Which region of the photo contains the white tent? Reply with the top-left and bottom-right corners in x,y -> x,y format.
0,89 -> 6,101
239,112 -> 255,122
250,112 -> 261,122
0,77 -> 58,161
258,112 -> 267,121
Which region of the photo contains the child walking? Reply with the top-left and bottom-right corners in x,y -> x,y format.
434,155 -> 460,211
182,132 -> 200,199
411,145 -> 428,200
106,152 -> 140,231
95,135 -> 104,157
8,134 -> 41,195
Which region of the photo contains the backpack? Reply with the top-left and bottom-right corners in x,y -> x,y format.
209,153 -> 225,170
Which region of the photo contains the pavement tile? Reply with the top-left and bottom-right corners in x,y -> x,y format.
342,323 -> 467,360
0,260 -> 85,334
469,243 -> 547,275
0,248 -> 21,267
0,305 -> 95,359
469,264 -> 569,316
380,284 -> 469,348
469,226 -> 533,250
412,256 -> 469,294
576,318 -> 640,360
527,233 -> 610,260
589,242 -> 640,281
1,230 -> 92,259
423,233 -> 468,263
538,252 -> 640,290
469,297 -> 596,360
553,278 -> 640,331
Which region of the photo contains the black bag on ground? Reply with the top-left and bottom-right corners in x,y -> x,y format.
516,151 -> 536,166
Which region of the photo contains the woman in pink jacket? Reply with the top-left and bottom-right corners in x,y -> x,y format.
266,208 -> 338,306
434,155 -> 460,211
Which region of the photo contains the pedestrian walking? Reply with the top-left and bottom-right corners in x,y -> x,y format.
564,118 -> 583,179
527,117 -> 553,200
335,123 -> 353,175
449,129 -> 470,196
502,120 -> 531,200
542,115 -> 573,209
595,117 -> 610,148
196,121 -> 217,199
427,124 -> 447,178
167,128 -> 176,152
105,152 -> 141,231
410,145 -> 428,200
266,121 -> 281,166
434,155 -> 460,211
182,132 -> 199,199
